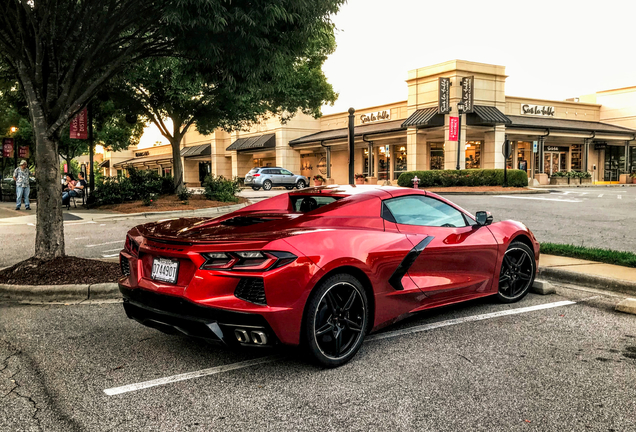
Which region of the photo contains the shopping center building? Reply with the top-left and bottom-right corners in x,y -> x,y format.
100,60 -> 636,186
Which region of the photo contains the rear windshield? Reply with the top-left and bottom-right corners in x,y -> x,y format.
291,195 -> 342,213
248,168 -> 259,173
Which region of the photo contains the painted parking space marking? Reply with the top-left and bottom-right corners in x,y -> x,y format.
618,195 -> 622,199
103,300 -> 576,396
86,240 -> 123,248
102,253 -> 120,258
497,196 -> 583,203
598,194 -> 604,197
102,248 -> 122,253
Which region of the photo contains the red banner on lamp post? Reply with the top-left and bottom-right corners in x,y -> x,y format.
18,146 -> 30,158
70,107 -> 88,139
2,138 -> 14,158
449,116 -> 459,141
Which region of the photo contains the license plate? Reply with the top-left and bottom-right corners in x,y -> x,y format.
151,258 -> 180,284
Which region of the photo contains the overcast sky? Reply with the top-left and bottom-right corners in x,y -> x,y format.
140,0 -> 635,147
320,0 -> 636,114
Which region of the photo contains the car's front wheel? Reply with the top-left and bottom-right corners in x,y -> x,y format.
497,241 -> 535,303
296,179 -> 306,189
262,180 -> 273,191
303,274 -> 368,368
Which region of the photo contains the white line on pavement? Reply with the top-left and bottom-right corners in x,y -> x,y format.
497,196 -> 583,203
65,221 -> 96,226
103,299 -> 576,396
104,356 -> 283,396
102,248 -> 122,252
85,240 -> 123,248
618,195 -> 622,199
27,223 -> 34,226
74,237 -> 89,240
598,194 -> 604,197
102,254 -> 120,258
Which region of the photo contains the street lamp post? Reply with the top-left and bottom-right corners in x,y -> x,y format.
456,101 -> 465,170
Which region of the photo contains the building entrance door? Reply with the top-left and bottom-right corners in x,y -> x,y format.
544,152 -> 566,176
604,146 -> 625,181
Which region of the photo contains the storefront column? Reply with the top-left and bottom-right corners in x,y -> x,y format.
389,145 -> 395,181
406,129 -> 427,171
367,143 -> 373,176
482,125 -> 506,169
325,147 -> 332,179
373,146 -> 380,178
583,139 -> 590,173
625,141 -> 630,172
276,137 -> 301,173
444,114 -> 465,170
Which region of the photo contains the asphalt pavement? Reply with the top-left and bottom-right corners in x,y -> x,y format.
1,285 -> 635,431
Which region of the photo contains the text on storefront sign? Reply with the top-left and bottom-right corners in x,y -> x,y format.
521,104 -> 555,116
360,110 -> 391,124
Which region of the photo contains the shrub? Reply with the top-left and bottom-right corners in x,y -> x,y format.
93,168 -> 171,205
397,169 -> 529,188
203,175 -> 240,202
313,174 -> 325,181
177,188 -> 193,201
142,195 -> 155,206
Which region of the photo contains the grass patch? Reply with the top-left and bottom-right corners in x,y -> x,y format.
541,243 -> 636,268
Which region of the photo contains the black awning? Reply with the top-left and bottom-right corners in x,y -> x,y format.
226,133 -> 276,152
401,107 -> 444,128
98,159 -> 110,169
181,144 -> 211,158
466,106 -> 511,125
506,115 -> 636,135
288,120 -> 405,146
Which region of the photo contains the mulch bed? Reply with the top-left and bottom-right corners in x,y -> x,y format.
0,256 -> 120,285
95,194 -> 248,214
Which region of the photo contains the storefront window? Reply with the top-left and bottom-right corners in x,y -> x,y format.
377,145 -> 390,180
517,142 -> 530,172
571,144 -> 582,171
430,143 -> 444,170
465,141 -> 481,169
162,167 -> 172,177
364,149 -> 369,175
604,146 -> 626,181
630,146 -> 636,174
394,146 -> 407,179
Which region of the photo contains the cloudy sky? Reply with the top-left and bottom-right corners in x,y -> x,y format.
321,0 -> 636,114
140,0 -> 635,146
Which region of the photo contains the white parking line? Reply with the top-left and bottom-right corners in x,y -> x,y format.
65,221 -> 96,226
102,248 -> 122,252
497,196 -> 583,203
617,195 -> 622,199
102,253 -> 120,258
103,299 -> 576,396
598,194 -> 604,197
74,237 -> 89,240
86,240 -> 123,248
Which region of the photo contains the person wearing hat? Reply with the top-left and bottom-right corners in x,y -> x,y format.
13,160 -> 32,210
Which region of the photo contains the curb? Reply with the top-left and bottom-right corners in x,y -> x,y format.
538,267 -> 636,296
0,282 -> 120,302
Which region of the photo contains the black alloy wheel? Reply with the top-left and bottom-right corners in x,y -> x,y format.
497,241 -> 535,303
262,180 -> 273,191
251,186 -> 260,191
296,179 -> 306,189
304,274 -> 368,367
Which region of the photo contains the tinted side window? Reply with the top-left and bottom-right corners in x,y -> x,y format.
280,169 -> 293,175
383,196 -> 467,227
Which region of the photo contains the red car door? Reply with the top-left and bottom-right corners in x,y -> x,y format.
383,195 -> 499,307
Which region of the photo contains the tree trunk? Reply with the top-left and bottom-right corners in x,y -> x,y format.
171,130 -> 184,193
33,109 -> 65,260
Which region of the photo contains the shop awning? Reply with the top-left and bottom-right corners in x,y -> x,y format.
113,153 -> 172,168
466,106 -> 511,125
181,144 -> 211,158
401,107 -> 444,128
289,120 -> 406,147
506,115 -> 636,135
226,134 -> 276,152
98,159 -> 110,169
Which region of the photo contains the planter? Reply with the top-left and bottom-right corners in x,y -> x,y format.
549,177 -> 569,185
580,177 -> 592,185
355,178 -> 365,185
313,180 -> 323,187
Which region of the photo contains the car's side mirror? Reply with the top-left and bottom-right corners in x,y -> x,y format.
475,211 -> 493,226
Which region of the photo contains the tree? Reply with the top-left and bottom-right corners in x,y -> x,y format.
0,0 -> 344,260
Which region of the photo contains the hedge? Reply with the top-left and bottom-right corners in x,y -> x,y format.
397,169 -> 528,188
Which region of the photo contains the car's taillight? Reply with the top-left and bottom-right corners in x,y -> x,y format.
252,173 -> 260,177
125,235 -> 139,256
200,251 -> 296,271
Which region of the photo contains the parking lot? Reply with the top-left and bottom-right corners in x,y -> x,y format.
2,285 -> 635,431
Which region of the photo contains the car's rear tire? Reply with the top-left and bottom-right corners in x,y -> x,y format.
303,273 -> 368,368
262,180 -> 273,191
285,186 -> 294,190
496,241 -> 535,303
296,179 -> 306,189
251,186 -> 260,191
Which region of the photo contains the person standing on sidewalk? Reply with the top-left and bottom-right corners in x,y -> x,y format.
13,160 -> 32,211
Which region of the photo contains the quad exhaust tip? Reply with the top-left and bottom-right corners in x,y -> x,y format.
233,329 -> 268,345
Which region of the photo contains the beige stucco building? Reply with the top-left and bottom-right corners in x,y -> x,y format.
101,60 -> 636,186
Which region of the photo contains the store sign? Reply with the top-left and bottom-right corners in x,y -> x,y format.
438,77 -> 451,114
521,104 -> 555,117
460,76 -> 474,113
70,107 -> 88,139
449,117 -> 459,141
135,151 -> 150,157
545,146 -> 569,152
2,138 -> 14,158
594,142 -> 607,150
360,110 -> 390,124
18,146 -> 29,158
317,157 -> 327,175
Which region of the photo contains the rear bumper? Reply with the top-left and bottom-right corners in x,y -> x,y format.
120,285 -> 278,347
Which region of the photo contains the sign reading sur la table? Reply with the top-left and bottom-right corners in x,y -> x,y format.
360,110 -> 391,124
438,77 -> 451,114
521,104 -> 555,117
461,76 -> 474,113
449,117 -> 459,141
70,107 -> 88,139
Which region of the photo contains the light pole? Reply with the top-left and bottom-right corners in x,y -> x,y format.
456,101 -> 465,170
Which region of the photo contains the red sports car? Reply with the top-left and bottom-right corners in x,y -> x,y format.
119,185 -> 539,367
